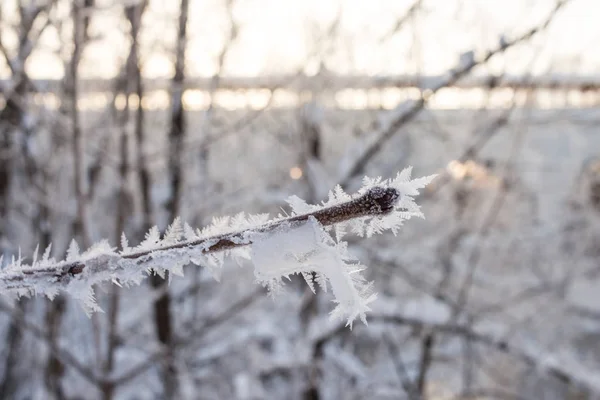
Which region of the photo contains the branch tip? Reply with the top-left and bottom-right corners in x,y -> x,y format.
366,186 -> 400,214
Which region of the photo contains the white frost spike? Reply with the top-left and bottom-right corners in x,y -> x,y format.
153,267 -> 166,280
231,212 -> 248,229
120,233 -> 129,253
31,244 -> 39,266
206,263 -> 223,282
66,240 -> 80,261
138,226 -> 160,250
183,222 -> 197,241
82,240 -> 114,258
42,243 -> 52,262
332,217 -> 347,241
286,195 -> 313,215
390,170 -> 436,197
163,217 -> 183,244
315,272 -> 328,293
170,263 -> 185,278
251,218 -> 376,327
44,286 -> 60,301
302,272 -> 316,293
396,166 -> 412,182
203,216 -> 230,237
246,213 -> 270,226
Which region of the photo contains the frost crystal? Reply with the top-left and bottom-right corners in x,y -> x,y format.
251,218 -> 376,327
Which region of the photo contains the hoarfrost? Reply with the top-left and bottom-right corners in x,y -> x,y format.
251,218 -> 376,328
0,168 -> 435,326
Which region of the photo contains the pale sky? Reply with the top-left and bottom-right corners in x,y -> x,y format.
1,0 -> 599,79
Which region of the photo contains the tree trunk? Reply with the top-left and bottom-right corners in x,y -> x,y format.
149,0 -> 189,396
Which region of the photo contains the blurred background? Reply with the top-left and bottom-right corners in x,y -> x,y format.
1,0 -> 600,398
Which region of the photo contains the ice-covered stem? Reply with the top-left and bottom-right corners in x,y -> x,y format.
0,186 -> 400,285
124,187 -> 398,259
0,168 -> 435,322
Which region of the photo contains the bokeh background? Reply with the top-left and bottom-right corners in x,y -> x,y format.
1,0 -> 600,398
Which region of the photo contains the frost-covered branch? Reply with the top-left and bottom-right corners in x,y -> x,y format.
0,168 -> 435,326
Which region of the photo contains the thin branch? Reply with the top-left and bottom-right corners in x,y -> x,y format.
110,288 -> 265,387
315,313 -> 599,394
0,186 -> 400,289
415,333 -> 434,394
384,332 -> 422,399
0,300 -> 100,384
377,0 -> 422,44
339,0 -> 570,187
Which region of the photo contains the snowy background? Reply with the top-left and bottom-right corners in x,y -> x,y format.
1,0 -> 600,398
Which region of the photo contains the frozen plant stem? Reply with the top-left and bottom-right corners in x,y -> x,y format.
0,169 -> 436,324
127,187 -> 400,255
3,187 -> 399,284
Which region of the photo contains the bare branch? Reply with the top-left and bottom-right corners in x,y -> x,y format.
0,300 -> 99,384
339,0 -> 571,187
315,313 -> 599,394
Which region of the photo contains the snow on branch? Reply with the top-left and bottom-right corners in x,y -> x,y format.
0,168 -> 435,326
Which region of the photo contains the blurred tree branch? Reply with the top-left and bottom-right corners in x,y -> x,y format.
339,0 -> 572,188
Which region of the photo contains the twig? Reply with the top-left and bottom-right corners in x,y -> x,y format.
0,300 -> 99,384
415,333 -> 434,394
314,313 -> 598,393
384,332 -> 422,399
110,288 -> 265,386
0,186 -> 400,288
339,0 -> 570,187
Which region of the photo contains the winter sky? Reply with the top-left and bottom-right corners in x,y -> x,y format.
0,0 -> 597,79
